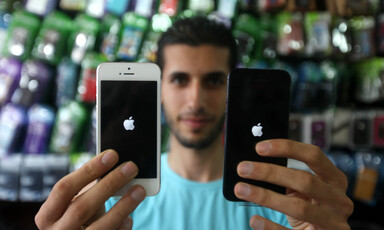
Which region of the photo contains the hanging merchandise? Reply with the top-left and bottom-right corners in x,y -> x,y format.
187,0 -> 214,14
105,0 -> 131,16
292,62 -> 327,112
238,0 -> 257,14
23,104 -> 55,154
0,154 -> 22,201
232,14 -> 260,66
289,113 -> 304,143
99,14 -> 121,61
271,60 -> 298,92
285,0 -> 317,11
310,113 -> 332,151
2,10 -> 40,61
138,13 -> 172,62
255,13 -> 278,62
116,12 -> 149,61
329,151 -> 357,197
85,0 -> 106,18
11,60 -> 53,108
331,18 -> 352,59
373,113 -> 384,148
0,11 -> 12,54
59,0 -> 87,12
318,61 -> 339,110
354,58 -> 384,104
0,57 -> 22,106
68,13 -> 100,64
55,57 -> 80,108
350,111 -> 375,150
0,103 -> 26,156
378,13 -> 384,55
132,0 -> 157,18
258,0 -> 286,12
24,0 -> 58,17
31,11 -> 73,65
158,0 -> 183,17
76,52 -> 106,104
49,100 -> 88,154
0,0 -> 23,12
349,16 -> 376,61
353,152 -> 384,206
19,154 -> 45,202
41,154 -> 69,200
331,108 -> 353,148
304,11 -> 332,57
300,112 -> 332,151
208,0 -> 238,28
84,106 -> 96,154
326,0 -> 379,17
276,12 -> 305,57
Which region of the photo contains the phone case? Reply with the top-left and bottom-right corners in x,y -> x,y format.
223,68 -> 291,202
11,60 -> 52,108
373,113 -> 384,147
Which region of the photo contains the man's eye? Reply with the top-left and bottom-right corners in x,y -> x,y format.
172,76 -> 188,85
205,77 -> 225,87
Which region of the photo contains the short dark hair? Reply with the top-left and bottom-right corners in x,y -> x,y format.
156,16 -> 238,70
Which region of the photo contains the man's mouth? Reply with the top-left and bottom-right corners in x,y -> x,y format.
180,116 -> 213,129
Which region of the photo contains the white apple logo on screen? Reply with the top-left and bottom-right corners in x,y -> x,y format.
252,123 -> 263,137
123,116 -> 135,131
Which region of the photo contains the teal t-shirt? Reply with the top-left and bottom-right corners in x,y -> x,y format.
106,154 -> 291,230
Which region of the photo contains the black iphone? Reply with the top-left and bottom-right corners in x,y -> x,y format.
223,68 -> 291,202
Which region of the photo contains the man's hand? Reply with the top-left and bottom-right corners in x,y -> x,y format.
235,139 -> 354,230
35,149 -> 146,230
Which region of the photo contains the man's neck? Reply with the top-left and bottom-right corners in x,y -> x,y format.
168,134 -> 224,183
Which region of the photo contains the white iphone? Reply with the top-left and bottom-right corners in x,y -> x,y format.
96,62 -> 161,196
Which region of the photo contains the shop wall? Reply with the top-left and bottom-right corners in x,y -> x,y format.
0,0 -> 383,229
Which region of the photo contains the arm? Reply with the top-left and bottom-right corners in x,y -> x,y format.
235,139 -> 354,230
35,149 -> 146,230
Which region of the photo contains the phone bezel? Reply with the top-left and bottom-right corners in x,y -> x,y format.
96,62 -> 161,196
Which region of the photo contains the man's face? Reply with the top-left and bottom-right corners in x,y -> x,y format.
161,44 -> 230,150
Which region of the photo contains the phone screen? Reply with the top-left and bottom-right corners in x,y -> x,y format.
223,68 -> 291,201
100,80 -> 157,178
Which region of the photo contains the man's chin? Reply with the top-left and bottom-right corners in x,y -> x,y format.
175,133 -> 221,150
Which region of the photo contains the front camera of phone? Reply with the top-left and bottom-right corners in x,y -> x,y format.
128,67 -> 131,70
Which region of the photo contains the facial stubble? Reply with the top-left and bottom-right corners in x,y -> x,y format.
163,108 -> 225,150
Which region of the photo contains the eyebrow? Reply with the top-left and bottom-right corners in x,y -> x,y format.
167,70 -> 227,79
169,71 -> 189,78
202,71 -> 228,79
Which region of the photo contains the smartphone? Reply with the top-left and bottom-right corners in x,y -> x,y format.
96,62 -> 161,196
350,111 -> 374,149
223,68 -> 291,202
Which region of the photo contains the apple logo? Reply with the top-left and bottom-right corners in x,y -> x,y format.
252,123 -> 263,137
123,116 -> 135,131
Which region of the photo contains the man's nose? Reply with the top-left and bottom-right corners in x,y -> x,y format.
187,81 -> 206,110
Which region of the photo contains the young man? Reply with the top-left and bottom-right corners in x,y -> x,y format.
35,16 -> 353,230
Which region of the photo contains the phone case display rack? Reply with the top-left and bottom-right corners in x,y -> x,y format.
0,0 -> 383,228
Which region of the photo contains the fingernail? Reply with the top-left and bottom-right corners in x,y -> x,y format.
256,141 -> 271,154
123,217 -> 133,229
130,186 -> 146,202
238,162 -> 253,176
121,162 -> 137,176
250,218 -> 264,230
102,150 -> 117,166
236,183 -> 251,197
